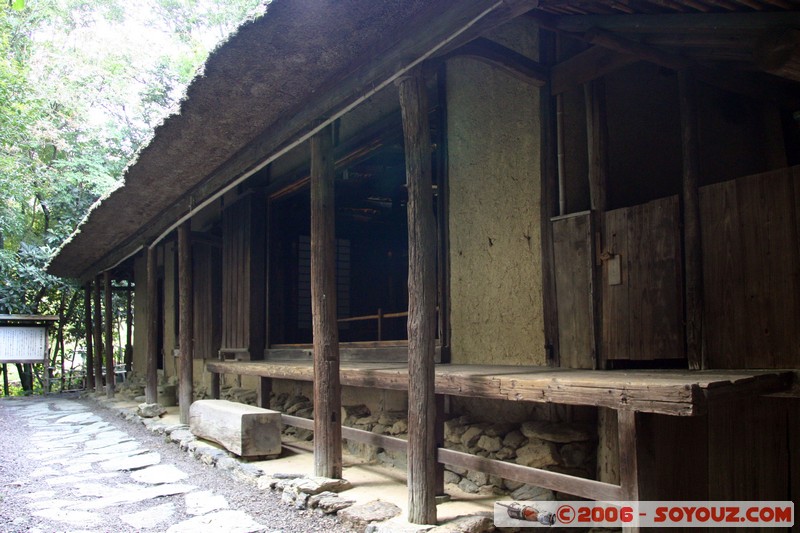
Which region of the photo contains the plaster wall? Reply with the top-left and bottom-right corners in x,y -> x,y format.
446,20 -> 545,366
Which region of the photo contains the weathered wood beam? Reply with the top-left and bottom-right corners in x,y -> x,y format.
443,37 -> 548,86
310,124 -> 342,480
145,245 -> 158,404
84,284 -> 94,391
540,30 -> 560,367
104,271 -> 115,398
679,70 -> 705,370
125,282 -> 133,374
618,409 -> 640,533
585,78 -> 609,370
178,222 -> 193,424
551,45 -> 638,95
398,67 -> 437,526
548,12 -> 800,34
93,277 -> 103,392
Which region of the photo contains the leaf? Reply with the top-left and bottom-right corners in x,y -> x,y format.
11,0 -> 25,11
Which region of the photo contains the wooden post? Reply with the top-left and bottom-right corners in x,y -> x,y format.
84,284 -> 94,391
125,281 -> 133,374
210,372 -> 220,399
2,364 -> 8,396
585,78 -> 609,370
398,67 -> 437,526
146,246 -> 159,404
618,409 -> 640,533
104,271 -> 115,398
178,222 -> 194,424
540,30 -> 560,367
310,124 -> 342,479
93,277 -> 103,391
257,377 -> 272,409
679,70 -> 705,370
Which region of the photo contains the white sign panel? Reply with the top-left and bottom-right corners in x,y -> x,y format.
0,326 -> 48,363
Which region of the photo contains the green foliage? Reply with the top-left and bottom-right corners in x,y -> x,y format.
0,0 -> 264,393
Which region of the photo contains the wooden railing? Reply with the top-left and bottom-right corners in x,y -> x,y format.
337,309 -> 408,341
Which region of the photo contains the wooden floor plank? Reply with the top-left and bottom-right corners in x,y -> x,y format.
206,360 -> 793,416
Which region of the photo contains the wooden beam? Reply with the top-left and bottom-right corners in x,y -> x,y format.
540,30 -> 561,367
178,222 -> 193,424
93,277 -> 103,392
443,37 -> 548,86
104,271 -> 115,398
552,46 -> 638,95
398,67 -> 437,526
679,70 -> 705,370
125,281 -> 133,374
585,79 -> 609,369
618,409 -> 640,532
549,12 -> 800,34
84,285 -> 94,391
145,245 -> 158,404
310,124 -> 342,479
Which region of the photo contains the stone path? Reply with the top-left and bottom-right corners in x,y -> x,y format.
2,396 -> 266,532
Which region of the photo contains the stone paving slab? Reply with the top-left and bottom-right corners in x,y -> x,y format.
131,464 -> 189,485
165,509 -> 265,533
120,502 -> 176,529
5,396 -> 280,533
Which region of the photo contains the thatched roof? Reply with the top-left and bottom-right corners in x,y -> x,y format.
48,0 -> 800,280
48,0 -> 508,280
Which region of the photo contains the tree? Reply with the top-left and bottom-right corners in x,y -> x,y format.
0,0 -> 264,394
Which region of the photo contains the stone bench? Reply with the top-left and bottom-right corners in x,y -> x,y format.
189,399 -> 282,458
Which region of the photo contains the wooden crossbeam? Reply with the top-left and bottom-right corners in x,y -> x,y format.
443,37 -> 548,86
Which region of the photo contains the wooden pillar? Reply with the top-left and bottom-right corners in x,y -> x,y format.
93,277 -> 103,391
257,377 -> 272,409
125,281 -> 133,374
84,284 -> 94,391
398,67 -> 437,526
585,79 -> 609,371
618,409 -> 640,533
104,271 -> 115,398
678,70 -> 705,370
310,124 -> 342,479
2,364 -> 8,396
178,223 -> 194,424
146,246 -> 159,404
540,30 -> 560,367
210,372 -> 220,399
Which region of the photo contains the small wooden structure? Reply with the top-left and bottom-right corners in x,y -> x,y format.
0,315 -> 58,394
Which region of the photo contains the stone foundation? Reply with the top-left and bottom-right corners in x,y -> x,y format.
267,392 -> 598,498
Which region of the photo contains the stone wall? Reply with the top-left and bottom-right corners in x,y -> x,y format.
267,392 -> 598,499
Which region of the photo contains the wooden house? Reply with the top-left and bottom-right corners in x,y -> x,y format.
48,0 -> 800,529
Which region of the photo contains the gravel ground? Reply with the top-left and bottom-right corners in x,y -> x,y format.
0,393 -> 355,533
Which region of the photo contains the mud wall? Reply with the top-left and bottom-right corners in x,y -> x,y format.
445,19 -> 545,365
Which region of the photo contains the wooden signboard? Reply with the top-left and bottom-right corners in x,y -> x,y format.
0,315 -> 58,364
